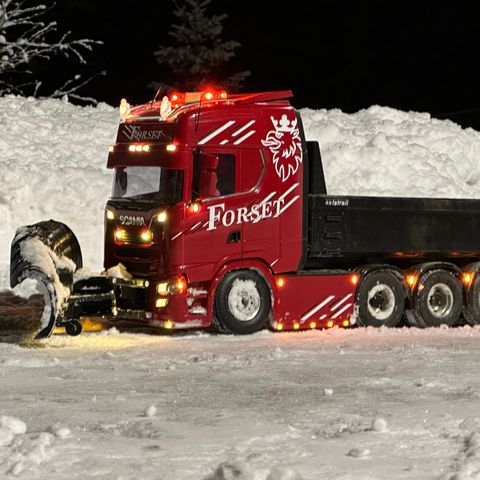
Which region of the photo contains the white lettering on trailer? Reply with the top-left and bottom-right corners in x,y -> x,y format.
198,121 -> 236,145
330,294 -> 353,311
331,303 -> 353,319
300,295 -> 335,322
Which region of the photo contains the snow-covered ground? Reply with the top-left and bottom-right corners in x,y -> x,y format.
3,96 -> 480,479
2,326 -> 480,479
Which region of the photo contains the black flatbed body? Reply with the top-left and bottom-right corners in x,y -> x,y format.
305,194 -> 480,270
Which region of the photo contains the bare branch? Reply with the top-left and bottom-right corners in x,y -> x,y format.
0,0 -> 103,102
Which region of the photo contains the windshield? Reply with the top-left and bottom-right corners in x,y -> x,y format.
112,166 -> 183,204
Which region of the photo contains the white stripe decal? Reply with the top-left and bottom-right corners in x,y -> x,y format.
198,120 -> 235,145
276,195 -> 300,217
301,295 -> 335,322
330,294 -> 353,311
259,191 -> 277,205
279,183 -> 299,201
271,259 -> 279,266
320,314 -> 327,320
331,303 -> 352,319
233,130 -> 255,145
189,222 -> 202,231
220,139 -> 229,145
171,232 -> 183,241
232,120 -> 256,137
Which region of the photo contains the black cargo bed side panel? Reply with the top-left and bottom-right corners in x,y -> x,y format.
307,195 -> 480,269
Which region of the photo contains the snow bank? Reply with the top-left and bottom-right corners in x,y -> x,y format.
0,95 -> 117,286
2,96 -> 480,286
302,106 -> 480,198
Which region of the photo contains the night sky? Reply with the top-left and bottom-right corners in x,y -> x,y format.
50,1 -> 480,129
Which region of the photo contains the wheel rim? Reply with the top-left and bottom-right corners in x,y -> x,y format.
426,283 -> 453,318
367,284 -> 395,321
227,279 -> 261,322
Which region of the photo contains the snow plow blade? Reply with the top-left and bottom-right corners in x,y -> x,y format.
9,220 -> 83,340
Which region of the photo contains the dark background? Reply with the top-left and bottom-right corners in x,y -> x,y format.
50,1 -> 480,129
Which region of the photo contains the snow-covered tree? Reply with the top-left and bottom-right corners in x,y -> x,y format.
153,0 -> 249,93
0,0 -> 103,102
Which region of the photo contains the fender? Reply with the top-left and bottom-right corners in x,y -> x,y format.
354,263 -> 407,298
206,259 -> 277,323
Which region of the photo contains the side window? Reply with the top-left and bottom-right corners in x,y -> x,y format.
192,151 -> 236,199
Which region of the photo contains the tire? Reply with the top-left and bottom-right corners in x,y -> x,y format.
412,269 -> 462,328
213,270 -> 271,334
11,220 -> 82,289
464,274 -> 480,325
355,271 -> 405,327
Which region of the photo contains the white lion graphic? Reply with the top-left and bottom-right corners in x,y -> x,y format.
262,114 -> 303,182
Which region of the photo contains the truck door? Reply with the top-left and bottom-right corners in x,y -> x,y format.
181,148 -> 245,280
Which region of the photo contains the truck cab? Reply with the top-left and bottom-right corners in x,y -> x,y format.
102,90 -> 330,332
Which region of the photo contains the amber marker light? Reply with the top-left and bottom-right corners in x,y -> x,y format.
204,91 -> 214,101
463,273 -> 473,285
310,321 -> 317,329
114,229 -> 124,240
276,323 -> 284,331
108,145 -> 115,153
351,274 -> 359,285
293,322 -> 300,330
164,320 -> 174,329
142,144 -> 150,152
166,144 -> 177,152
188,202 -> 201,214
175,277 -> 187,294
128,145 -> 136,152
276,278 -> 285,288
327,320 -> 334,328
407,275 -> 416,287
343,319 -> 350,327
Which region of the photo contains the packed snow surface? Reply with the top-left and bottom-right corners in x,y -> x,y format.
1,327 -> 480,479
2,96 -> 480,285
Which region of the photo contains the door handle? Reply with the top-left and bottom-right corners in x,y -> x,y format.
227,230 -> 241,244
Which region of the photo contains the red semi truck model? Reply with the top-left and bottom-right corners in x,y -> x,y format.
10,90 -> 480,338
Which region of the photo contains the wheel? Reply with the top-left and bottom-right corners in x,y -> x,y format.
355,271 -> 405,327
65,320 -> 82,337
464,274 -> 480,325
213,270 -> 271,334
412,270 -> 462,327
